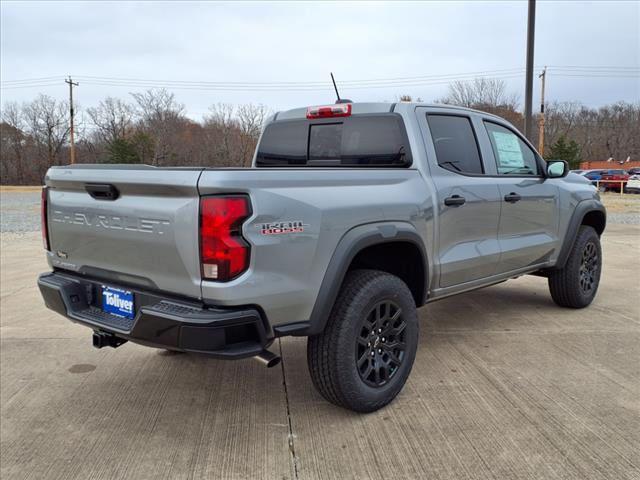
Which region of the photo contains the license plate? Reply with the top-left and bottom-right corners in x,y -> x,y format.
102,286 -> 135,319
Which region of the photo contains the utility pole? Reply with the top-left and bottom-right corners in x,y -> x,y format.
523,0 -> 536,140
65,76 -> 79,164
538,66 -> 547,155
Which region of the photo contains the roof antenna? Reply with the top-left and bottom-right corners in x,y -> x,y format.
331,72 -> 352,104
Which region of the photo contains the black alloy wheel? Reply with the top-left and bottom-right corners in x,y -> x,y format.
355,300 -> 407,388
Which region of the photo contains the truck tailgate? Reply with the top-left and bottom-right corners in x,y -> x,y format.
45,166 -> 203,299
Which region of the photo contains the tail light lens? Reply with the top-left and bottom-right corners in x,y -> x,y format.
200,195 -> 251,281
306,103 -> 352,119
41,187 -> 50,251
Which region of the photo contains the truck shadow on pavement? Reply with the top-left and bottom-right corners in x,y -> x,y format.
84,281 -> 558,410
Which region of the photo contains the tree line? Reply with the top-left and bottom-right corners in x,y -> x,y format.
2,80 -> 639,184
433,78 -> 639,169
1,89 -> 268,184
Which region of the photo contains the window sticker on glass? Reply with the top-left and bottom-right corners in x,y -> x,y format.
491,131 -> 524,168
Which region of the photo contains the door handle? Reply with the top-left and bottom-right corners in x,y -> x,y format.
444,195 -> 466,207
504,192 -> 522,203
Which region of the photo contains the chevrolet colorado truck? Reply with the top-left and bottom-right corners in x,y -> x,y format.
38,101 -> 606,412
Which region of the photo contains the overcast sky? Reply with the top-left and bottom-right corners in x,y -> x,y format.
1,1 -> 639,120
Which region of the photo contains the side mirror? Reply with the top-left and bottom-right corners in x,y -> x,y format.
546,160 -> 569,178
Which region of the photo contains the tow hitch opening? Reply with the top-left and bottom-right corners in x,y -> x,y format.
92,331 -> 128,349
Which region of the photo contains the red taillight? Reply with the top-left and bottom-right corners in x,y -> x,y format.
41,186 -> 50,251
200,196 -> 251,281
306,103 -> 352,119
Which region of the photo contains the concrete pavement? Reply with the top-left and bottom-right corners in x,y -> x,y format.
1,225 -> 639,479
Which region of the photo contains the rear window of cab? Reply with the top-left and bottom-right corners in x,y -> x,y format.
256,113 -> 412,167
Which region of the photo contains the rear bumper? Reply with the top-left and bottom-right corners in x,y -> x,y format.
38,271 -> 272,359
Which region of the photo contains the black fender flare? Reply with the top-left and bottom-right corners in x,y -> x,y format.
554,199 -> 606,270
302,222 -> 429,336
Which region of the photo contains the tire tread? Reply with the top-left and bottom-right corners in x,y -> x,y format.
548,225 -> 601,308
307,269 -> 418,412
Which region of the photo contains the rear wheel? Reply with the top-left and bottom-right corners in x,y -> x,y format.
548,225 -> 602,308
307,269 -> 419,412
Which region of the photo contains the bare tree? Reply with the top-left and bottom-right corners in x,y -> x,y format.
22,94 -> 70,169
237,103 -> 268,166
205,103 -> 238,166
1,102 -> 27,183
87,97 -> 135,144
597,102 -> 640,160
130,89 -> 185,165
439,78 -> 519,110
544,102 -> 581,141
543,101 -> 640,161
397,95 -> 423,102
437,78 -> 523,130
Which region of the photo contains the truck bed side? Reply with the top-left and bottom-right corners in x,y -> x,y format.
197,168 -> 432,327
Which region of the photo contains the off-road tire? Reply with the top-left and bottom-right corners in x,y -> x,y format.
307,269 -> 419,412
548,225 -> 602,308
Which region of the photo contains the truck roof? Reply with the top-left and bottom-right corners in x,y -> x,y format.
273,101 -> 505,122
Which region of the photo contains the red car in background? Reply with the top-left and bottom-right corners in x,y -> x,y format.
599,169 -> 629,192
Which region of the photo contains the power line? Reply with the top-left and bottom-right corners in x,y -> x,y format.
0,82 -> 63,89
2,68 -> 526,87
0,75 -> 66,85
72,68 -> 528,86
73,74 -> 527,92
1,71 -> 524,92
550,73 -> 640,78
3,65 -> 636,87
1,66 -> 637,92
545,65 -> 639,70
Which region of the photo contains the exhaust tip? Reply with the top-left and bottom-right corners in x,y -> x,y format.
265,356 -> 281,368
254,350 -> 281,368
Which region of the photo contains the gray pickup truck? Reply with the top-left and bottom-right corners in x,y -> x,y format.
38,101 -> 605,412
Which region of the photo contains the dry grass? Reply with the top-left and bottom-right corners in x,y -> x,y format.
601,193 -> 640,214
0,185 -> 42,192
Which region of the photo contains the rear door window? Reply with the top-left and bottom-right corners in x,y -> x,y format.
484,121 -> 541,175
256,113 -> 412,167
427,114 -> 484,174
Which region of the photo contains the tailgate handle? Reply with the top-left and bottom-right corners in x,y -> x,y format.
85,183 -> 119,201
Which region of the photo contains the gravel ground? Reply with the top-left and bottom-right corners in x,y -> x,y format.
0,191 -> 41,234
599,193 -> 640,225
1,189 -> 639,234
608,212 -> 640,224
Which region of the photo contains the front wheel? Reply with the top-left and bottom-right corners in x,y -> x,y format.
548,225 -> 602,308
307,269 -> 419,412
